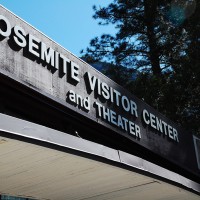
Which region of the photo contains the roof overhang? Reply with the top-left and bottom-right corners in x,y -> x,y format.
0,113 -> 199,200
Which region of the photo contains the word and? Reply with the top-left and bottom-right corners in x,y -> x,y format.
67,90 -> 90,112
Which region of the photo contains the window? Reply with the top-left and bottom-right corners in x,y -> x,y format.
0,195 -> 34,200
193,136 -> 200,170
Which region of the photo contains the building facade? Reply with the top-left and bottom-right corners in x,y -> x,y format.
0,5 -> 200,200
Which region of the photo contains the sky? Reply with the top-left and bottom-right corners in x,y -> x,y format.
0,0 -> 116,57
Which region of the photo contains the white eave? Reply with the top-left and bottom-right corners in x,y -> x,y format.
0,113 -> 199,200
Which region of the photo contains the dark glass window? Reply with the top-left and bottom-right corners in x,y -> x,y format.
194,136 -> 200,170
1,195 -> 34,200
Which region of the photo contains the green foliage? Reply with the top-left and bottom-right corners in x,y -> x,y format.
82,0 -> 200,135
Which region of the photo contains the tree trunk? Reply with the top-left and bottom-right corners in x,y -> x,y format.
144,0 -> 161,75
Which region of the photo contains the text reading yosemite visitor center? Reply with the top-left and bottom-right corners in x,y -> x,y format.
0,14 -> 179,142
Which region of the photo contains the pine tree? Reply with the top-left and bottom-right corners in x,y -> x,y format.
81,0 -> 200,134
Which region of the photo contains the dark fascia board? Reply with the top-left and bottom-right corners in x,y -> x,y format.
0,113 -> 199,195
